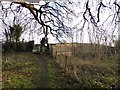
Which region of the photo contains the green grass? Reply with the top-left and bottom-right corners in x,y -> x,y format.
2,52 -> 41,88
47,59 -> 81,88
3,73 -> 33,88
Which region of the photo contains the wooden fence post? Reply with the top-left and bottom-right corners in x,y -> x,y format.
49,44 -> 53,58
60,51 -> 62,67
55,51 -> 57,59
64,53 -> 68,71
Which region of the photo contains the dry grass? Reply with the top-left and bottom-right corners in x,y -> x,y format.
54,52 -> 118,88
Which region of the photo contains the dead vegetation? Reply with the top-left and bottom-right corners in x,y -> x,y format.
53,43 -> 118,88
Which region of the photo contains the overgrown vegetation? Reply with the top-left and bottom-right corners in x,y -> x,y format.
53,43 -> 118,89
2,52 -> 41,88
47,60 -> 80,88
2,52 -> 82,88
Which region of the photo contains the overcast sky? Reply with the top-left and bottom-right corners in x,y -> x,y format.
0,0 -> 119,45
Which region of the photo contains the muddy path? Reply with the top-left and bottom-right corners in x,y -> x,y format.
34,54 -> 49,88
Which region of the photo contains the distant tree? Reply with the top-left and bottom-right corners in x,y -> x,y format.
13,24 -> 23,51
40,37 -> 48,52
13,24 -> 22,43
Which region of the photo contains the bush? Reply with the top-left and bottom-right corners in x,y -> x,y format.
26,41 -> 34,52
2,41 -> 34,52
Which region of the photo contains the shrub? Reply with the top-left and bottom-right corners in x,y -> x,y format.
2,41 -> 34,52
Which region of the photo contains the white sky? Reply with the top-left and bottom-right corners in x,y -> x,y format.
0,0 -> 119,45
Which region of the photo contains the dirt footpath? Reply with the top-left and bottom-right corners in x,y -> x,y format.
35,54 -> 49,88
